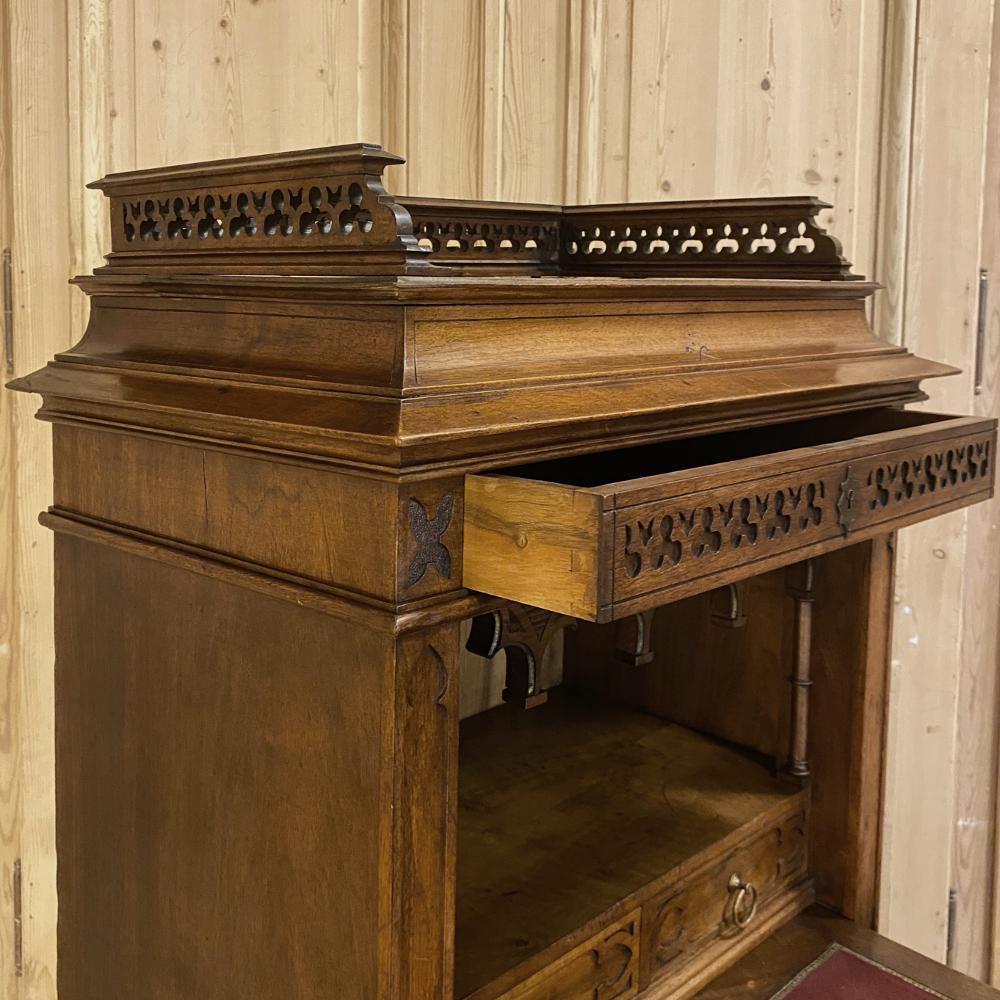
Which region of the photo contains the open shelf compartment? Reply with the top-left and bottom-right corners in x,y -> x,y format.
456,691 -> 809,999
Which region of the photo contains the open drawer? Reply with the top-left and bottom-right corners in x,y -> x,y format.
463,409 -> 997,621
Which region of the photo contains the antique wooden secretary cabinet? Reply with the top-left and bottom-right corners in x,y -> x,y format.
12,144 -> 1000,1000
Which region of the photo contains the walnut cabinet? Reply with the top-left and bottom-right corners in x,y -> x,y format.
10,144 -> 1000,1000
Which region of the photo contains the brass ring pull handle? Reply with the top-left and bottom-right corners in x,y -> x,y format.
727,873 -> 758,929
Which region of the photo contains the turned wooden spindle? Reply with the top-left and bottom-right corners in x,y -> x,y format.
786,560 -> 816,780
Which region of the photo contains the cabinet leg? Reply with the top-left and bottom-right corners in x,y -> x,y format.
384,621 -> 462,999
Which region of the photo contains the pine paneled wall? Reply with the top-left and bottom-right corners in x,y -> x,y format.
1,0 -> 998,995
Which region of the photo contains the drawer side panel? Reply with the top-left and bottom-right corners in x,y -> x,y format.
464,476 -> 603,619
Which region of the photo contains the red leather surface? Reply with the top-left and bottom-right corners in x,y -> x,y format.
775,946 -> 949,1000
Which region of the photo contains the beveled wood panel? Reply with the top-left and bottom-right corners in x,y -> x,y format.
53,531 -> 389,999
464,411 -> 996,621
71,298 -> 406,390
24,335 -> 951,473
406,299 -> 876,390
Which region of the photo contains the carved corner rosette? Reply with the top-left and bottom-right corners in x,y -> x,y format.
404,493 -> 455,590
466,602 -> 575,709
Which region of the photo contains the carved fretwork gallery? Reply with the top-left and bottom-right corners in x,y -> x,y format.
10,143 -> 996,1000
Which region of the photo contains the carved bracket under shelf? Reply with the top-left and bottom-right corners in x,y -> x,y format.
466,603 -> 575,709
614,610 -> 657,666
710,583 -> 748,628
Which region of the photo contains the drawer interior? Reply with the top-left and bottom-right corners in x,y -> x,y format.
494,407 -> 947,489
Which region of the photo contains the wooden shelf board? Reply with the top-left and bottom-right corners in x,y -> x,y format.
455,689 -> 801,997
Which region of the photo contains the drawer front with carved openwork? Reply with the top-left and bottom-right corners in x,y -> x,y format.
464,410 -> 996,621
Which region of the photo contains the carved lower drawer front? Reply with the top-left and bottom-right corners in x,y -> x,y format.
486,912 -> 641,1000
478,797 -> 809,1000
640,805 -> 809,994
463,410 -> 996,621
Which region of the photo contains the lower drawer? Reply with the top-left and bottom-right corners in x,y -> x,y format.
480,911 -> 643,1000
467,798 -> 810,1000
641,806 -> 810,996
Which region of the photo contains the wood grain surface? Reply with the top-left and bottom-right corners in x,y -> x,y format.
53,533 -> 387,998
876,0 -> 999,976
986,2 -> 1000,985
2,2 -> 999,995
455,689 -> 805,998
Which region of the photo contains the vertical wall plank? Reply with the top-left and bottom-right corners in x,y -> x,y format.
566,0 -> 632,204
873,0 -> 918,347
0,0 -> 19,993
879,0 -> 995,967
627,1 -> 723,202
131,0 -> 386,168
404,0 -> 484,197
4,0 -> 72,993
381,0 -> 410,193
967,0 -> 1000,984
626,0 -> 882,275
68,0 -> 139,346
500,0 -> 570,202
479,0 -> 505,200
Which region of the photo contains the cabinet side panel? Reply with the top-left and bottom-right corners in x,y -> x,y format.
54,533 -> 385,999
53,426 -> 399,601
